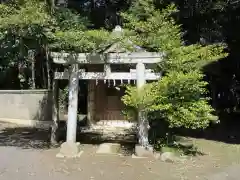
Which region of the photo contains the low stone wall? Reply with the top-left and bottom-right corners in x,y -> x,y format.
0,90 -> 52,128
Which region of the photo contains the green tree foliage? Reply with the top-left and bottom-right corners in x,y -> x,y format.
48,6 -> 115,53
0,0 -> 114,88
121,0 -> 228,129
0,0 -> 113,53
0,0 -> 52,88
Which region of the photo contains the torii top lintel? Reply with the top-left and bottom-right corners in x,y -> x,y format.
51,26 -> 165,65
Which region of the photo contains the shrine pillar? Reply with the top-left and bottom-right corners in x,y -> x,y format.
136,62 -> 149,147
135,61 -> 153,157
66,64 -> 79,143
57,64 -> 82,158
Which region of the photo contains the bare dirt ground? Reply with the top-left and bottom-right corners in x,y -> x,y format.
0,122 -> 240,180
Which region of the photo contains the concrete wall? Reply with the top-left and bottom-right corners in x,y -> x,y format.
0,90 -> 52,127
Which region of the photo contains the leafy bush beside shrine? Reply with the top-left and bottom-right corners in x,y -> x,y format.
121,1 -> 227,133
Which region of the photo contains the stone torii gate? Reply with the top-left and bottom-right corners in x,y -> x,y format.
51,27 -> 164,158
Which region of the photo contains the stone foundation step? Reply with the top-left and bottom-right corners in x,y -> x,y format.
80,125 -> 137,135
95,120 -> 136,128
58,120 -> 137,142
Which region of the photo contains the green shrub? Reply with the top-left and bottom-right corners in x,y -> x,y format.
121,0 -> 227,131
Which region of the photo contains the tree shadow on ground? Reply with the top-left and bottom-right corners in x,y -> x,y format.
56,120 -> 137,155
0,120 -> 137,156
0,123 -> 51,149
78,132 -> 136,156
173,113 -> 240,145
149,109 -> 240,145
56,120 -> 137,143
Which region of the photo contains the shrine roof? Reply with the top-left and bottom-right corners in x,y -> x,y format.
101,25 -> 146,53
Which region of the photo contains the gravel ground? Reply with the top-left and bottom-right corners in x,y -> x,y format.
0,122 -> 240,180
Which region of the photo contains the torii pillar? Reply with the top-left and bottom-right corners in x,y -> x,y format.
56,64 -> 83,158
134,62 -> 154,157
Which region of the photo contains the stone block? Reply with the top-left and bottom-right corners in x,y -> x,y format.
153,152 -> 161,159
160,152 -> 186,163
132,154 -> 148,159
134,145 -> 154,158
160,152 -> 175,163
96,143 -> 121,154
56,142 -> 83,158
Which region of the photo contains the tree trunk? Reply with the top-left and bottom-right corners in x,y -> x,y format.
42,61 -> 47,88
45,44 -> 51,90
19,36 -> 25,89
47,0 -> 55,13
28,50 -> 36,89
